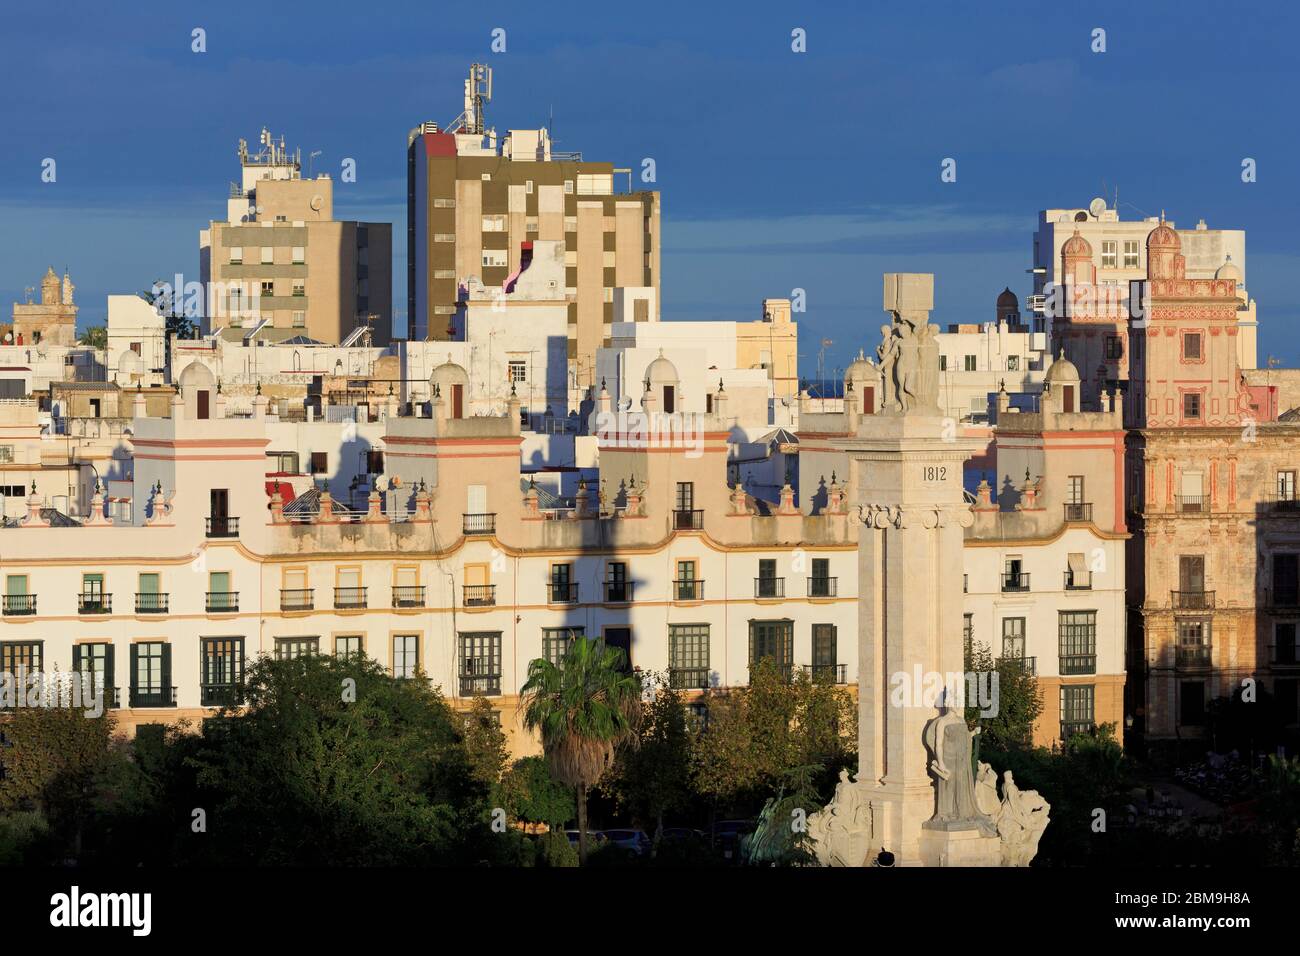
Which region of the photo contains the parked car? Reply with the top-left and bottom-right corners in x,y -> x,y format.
602,828 -> 652,856
661,827 -> 706,843
564,829 -> 606,848
710,820 -> 758,862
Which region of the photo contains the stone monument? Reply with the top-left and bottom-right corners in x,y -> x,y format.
810,273 -> 1049,867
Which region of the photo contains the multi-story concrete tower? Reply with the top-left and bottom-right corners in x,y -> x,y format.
407,65 -> 660,383
200,129 -> 393,345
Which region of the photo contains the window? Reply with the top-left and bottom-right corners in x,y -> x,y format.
550,564 -> 575,603
669,624 -> 710,688
392,634 -> 419,679
810,557 -> 834,597
1123,240 -> 1140,269
267,451 -> 300,473
1279,471 -> 1298,503
482,250 -> 508,268
964,355 -> 977,372
1101,240 -> 1117,269
334,635 -> 363,658
1105,336 -> 1123,360
1275,554 -> 1300,607
1182,392 -> 1201,421
275,637 -> 318,660
543,627 -> 584,666
812,624 -> 839,682
228,246 -> 243,265
481,215 -> 506,232
261,247 -> 273,265
605,562 -> 628,602
292,311 -> 306,328
1006,355 -> 1019,371
1059,611 -> 1097,674
292,281 -> 305,297
963,613 -> 973,653
130,642 -> 171,707
310,451 -> 328,474
1182,332 -> 1202,361
73,644 -> 114,706
0,446 -> 12,463
939,355 -> 948,371
201,637 -> 244,706
260,280 -> 274,297
748,619 -> 793,677
757,558 -> 782,598
675,560 -> 700,600
508,360 -> 527,384
1067,476 -> 1084,505
459,632 -> 502,695
1060,685 -> 1095,737
291,246 -> 305,265
1002,618 -> 1026,659
0,641 -> 42,679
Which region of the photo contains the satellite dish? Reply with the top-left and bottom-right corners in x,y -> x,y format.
1089,197 -> 1107,218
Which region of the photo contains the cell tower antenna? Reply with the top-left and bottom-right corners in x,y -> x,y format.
446,63 -> 493,135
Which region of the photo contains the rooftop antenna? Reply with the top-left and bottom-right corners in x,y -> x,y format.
446,63 -> 493,135
308,150 -> 322,178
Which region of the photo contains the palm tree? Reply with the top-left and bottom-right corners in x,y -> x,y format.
519,637 -> 641,864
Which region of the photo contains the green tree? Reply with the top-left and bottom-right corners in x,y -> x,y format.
459,696 -> 509,797
604,674 -> 694,844
78,324 -> 107,350
181,653 -> 494,865
965,639 -> 1043,751
500,756 -> 575,829
519,637 -> 641,864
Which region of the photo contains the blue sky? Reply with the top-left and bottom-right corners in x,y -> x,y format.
2,0 -> 1297,374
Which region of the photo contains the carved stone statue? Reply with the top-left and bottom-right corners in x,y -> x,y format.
923,705 -> 997,836
807,768 -> 873,866
995,770 -> 1051,867
975,761 -> 1001,817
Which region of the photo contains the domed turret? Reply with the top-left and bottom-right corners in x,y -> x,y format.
1044,349 -> 1080,385
1061,229 -> 1092,259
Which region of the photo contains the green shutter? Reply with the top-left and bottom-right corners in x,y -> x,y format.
161,645 -> 171,699
105,646 -> 115,703
72,644 -> 82,673
129,644 -> 139,700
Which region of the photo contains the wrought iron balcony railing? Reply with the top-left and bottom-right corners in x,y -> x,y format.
673,509 -> 704,530
1064,571 -> 1091,590
78,592 -> 111,614
803,663 -> 847,684
755,577 -> 785,599
205,591 -> 239,613
392,585 -> 425,609
604,580 -> 634,603
1001,573 -> 1030,592
334,587 -> 367,610
463,584 -> 496,607
673,579 -> 704,601
1172,590 -> 1215,610
135,593 -> 168,614
1059,653 -> 1096,676
1176,644 -> 1212,668
129,686 -> 178,708
548,582 -> 579,604
668,666 -> 711,690
2,594 -> 36,616
1063,502 -> 1092,522
280,588 -> 313,611
808,577 -> 838,598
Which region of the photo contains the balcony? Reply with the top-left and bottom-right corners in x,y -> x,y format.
463,513 -> 496,535
604,580 -> 634,603
749,662 -> 794,684
130,686 -> 178,708
460,673 -> 502,696
1001,572 -> 1030,593
392,585 -> 425,609
1270,644 -> 1300,667
808,577 -> 839,598
334,587 -> 367,610
548,582 -> 579,604
673,509 -> 703,531
1176,644 -> 1212,668
1060,720 -> 1095,740
1176,495 -> 1207,514
2,594 -> 36,616
78,592 -> 112,614
668,666 -> 711,690
1064,571 -> 1091,590
205,591 -> 239,613
463,584 -> 496,607
673,579 -> 704,601
1172,590 -> 1215,611
280,588 -> 313,612
205,516 -> 240,538
755,577 -> 785,599
803,663 -> 847,684
201,684 -> 241,708
1063,502 -> 1093,523
999,655 -> 1037,676
1271,492 -> 1300,513
1059,653 -> 1096,676
135,593 -> 169,614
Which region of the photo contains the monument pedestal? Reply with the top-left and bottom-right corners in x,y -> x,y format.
919,825 -> 1003,868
